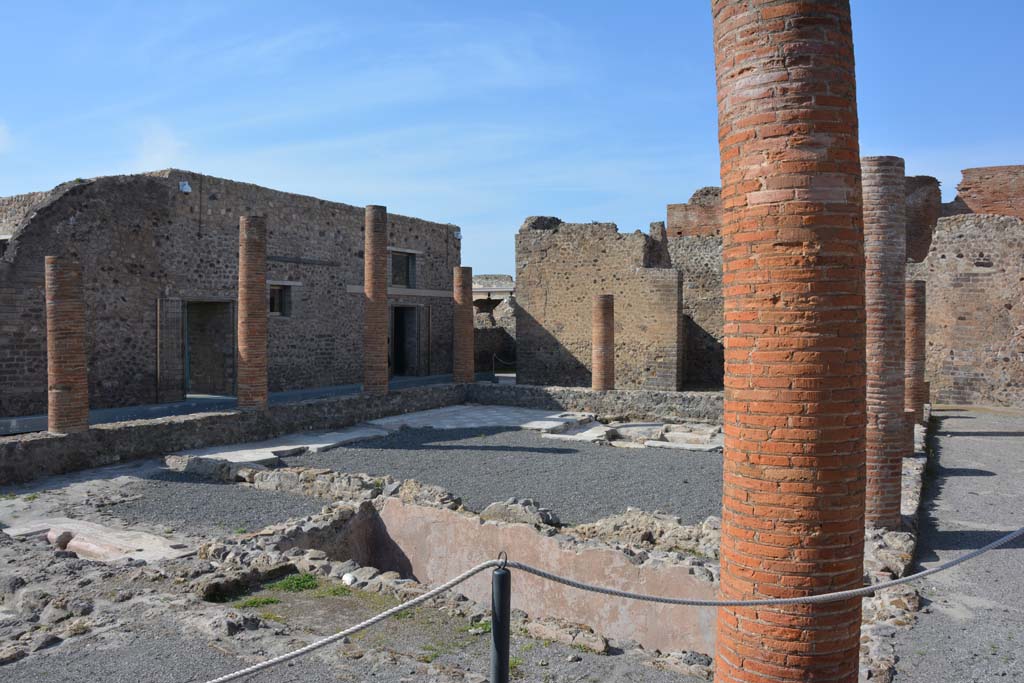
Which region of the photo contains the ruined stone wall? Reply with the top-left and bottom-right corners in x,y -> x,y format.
473,297 -> 516,372
667,235 -> 723,388
909,213 -> 1024,407
667,187 -> 722,238
0,170 -> 459,416
515,218 -> 683,390
905,176 -> 941,262
955,166 -> 1024,218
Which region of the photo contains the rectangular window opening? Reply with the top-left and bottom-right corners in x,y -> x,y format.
268,284 -> 292,317
391,251 -> 416,288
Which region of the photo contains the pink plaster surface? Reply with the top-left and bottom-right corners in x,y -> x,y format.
379,498 -> 717,654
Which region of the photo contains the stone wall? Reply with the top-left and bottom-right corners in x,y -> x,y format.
954,166 -> 1024,218
905,176 -> 941,262
466,383 -> 723,423
473,297 -> 516,372
515,217 -> 683,390
667,234 -> 723,387
666,187 -> 722,238
0,170 -> 460,416
909,213 -> 1024,407
0,383 -> 467,485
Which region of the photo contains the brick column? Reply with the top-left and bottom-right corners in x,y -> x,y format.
45,256 -> 89,433
712,2 -> 866,682
863,156 -> 907,530
363,205 -> 389,396
237,216 -> 268,410
453,266 -> 474,383
591,294 -> 614,391
904,280 -> 927,423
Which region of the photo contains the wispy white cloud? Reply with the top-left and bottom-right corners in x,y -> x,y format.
0,121 -> 10,154
134,121 -> 187,171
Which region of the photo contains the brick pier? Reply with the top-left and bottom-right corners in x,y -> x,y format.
236,216 -> 268,410
712,1 -> 866,681
905,280 -> 927,423
453,266 -> 474,383
363,205 -> 389,395
863,156 -> 907,530
591,294 -> 615,390
45,256 -> 89,433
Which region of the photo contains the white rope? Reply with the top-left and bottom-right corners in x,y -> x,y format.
199,525 -> 1024,683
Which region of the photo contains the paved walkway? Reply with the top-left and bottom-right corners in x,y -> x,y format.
894,407 -> 1024,681
0,374 -> 498,435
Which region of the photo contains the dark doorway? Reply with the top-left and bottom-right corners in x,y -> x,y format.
390,306 -> 419,377
185,301 -> 235,395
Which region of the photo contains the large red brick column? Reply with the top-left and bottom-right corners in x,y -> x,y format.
712,2 -> 866,682
904,280 -> 927,423
237,215 -> 268,410
453,266 -> 474,383
863,156 -> 907,530
45,256 -> 89,433
363,205 -> 389,396
591,294 -> 615,390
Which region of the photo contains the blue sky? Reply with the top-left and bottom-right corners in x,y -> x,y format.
1,2 -> 1021,275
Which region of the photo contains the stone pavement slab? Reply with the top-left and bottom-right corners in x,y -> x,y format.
368,404 -> 593,432
2,517 -> 193,562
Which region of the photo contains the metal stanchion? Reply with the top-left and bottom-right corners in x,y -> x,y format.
490,553 -> 511,683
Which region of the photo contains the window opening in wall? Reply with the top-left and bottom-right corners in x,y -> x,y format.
391,251 -> 416,288
268,285 -> 292,317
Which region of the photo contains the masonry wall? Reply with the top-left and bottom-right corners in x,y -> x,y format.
954,166 -> 1024,219
909,213 -> 1024,407
515,218 -> 683,390
0,170 -> 460,416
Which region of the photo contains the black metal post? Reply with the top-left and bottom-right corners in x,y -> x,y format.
490,566 -> 511,683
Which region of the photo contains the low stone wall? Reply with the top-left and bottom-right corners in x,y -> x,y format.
0,384 -> 467,485
466,383 -> 723,423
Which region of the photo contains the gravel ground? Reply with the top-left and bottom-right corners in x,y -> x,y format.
893,408 -> 1024,682
2,612 -> 343,683
288,427 -> 723,525
110,472 -> 324,536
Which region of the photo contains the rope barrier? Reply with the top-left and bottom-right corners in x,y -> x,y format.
200,525 -> 1024,683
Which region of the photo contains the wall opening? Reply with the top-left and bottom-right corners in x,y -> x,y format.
390,306 -> 419,377
184,301 -> 235,396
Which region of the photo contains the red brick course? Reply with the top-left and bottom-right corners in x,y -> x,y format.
712,1 -> 866,681
45,256 -> 89,433
236,216 -> 268,410
862,156 -> 906,530
904,280 -> 927,423
452,266 -> 474,383
591,295 -> 615,390
363,206 -> 389,396
956,166 -> 1024,218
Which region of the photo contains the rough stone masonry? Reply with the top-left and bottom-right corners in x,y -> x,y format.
711,1 -> 866,681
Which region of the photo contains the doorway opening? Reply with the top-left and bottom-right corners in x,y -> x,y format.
390,306 -> 419,377
184,301 -> 235,396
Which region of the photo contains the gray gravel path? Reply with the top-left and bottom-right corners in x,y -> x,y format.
2,613 -> 342,683
110,472 -> 324,536
288,427 -> 723,525
893,408 -> 1024,682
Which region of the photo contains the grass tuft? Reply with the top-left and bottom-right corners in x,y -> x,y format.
267,573 -> 319,592
234,596 -> 281,609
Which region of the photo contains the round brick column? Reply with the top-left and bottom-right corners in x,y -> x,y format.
591,294 -> 615,391
712,2 -> 866,682
904,280 -> 927,423
453,266 -> 474,384
904,409 -> 916,457
863,156 -> 907,530
45,256 -> 89,433
363,205 -> 389,396
237,215 -> 268,410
